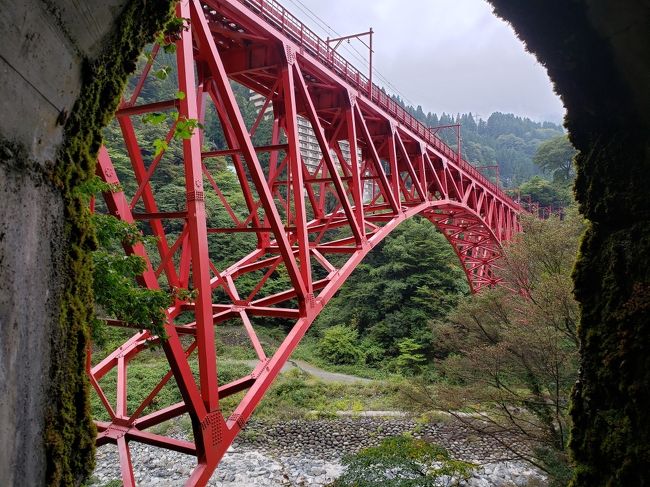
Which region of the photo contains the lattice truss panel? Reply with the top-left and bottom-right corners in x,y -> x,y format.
89,0 -> 522,484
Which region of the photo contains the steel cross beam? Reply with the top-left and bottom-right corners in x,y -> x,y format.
90,0 -> 523,484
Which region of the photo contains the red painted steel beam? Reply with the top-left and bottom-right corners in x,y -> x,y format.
89,0 -> 523,484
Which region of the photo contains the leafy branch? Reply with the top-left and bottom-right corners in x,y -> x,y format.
142,105 -> 204,156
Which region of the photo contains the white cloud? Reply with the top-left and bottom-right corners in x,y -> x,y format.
285,0 -> 565,123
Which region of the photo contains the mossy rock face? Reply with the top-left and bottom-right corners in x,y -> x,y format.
570,221 -> 650,486
44,1 -> 175,485
487,1 -> 650,485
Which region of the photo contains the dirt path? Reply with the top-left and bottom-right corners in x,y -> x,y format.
229,359 -> 372,384
289,359 -> 372,384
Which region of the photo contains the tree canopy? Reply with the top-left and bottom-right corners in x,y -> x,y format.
314,217 -> 469,368
533,135 -> 577,183
519,175 -> 572,208
333,436 -> 474,487
390,97 -> 565,187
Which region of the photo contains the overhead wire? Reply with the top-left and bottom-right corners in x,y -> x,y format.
284,0 -> 419,108
288,0 -> 413,102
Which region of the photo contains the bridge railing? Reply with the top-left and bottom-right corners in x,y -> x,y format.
232,0 -> 520,210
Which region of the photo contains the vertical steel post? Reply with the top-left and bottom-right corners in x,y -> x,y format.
176,1 -> 220,412
369,27 -> 373,97
345,103 -> 365,238
280,51 -> 312,294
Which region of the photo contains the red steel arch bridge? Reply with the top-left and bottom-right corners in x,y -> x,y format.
90,0 -> 522,484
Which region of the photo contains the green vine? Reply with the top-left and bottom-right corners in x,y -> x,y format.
90,213 -> 170,342
43,1 -> 176,484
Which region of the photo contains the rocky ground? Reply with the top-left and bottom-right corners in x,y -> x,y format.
92,442 -> 546,487
90,416 -> 548,486
236,417 -> 530,463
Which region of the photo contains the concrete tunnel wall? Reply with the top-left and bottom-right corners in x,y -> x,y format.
0,0 -> 161,483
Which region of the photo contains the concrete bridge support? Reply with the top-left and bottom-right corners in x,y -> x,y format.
0,1 -> 172,484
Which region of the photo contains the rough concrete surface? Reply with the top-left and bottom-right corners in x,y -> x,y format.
0,157 -> 64,485
0,0 -> 127,162
0,0 -> 128,484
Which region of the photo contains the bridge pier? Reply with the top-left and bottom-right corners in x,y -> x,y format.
0,0 -> 173,483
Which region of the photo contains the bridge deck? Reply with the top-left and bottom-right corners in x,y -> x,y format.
204,0 -> 520,211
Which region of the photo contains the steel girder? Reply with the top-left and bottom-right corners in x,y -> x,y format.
90,0 -> 523,484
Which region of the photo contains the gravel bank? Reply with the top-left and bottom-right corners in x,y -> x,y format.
91,416 -> 548,486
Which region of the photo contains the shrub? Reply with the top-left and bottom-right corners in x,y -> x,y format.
332,435 -> 475,487
270,375 -> 320,408
318,325 -> 363,365
391,338 -> 427,374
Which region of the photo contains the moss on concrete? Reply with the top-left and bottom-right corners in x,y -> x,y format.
486,1 -> 650,485
44,1 -> 175,484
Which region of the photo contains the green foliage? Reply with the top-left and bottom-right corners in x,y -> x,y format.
89,210 -> 170,340
519,175 -> 571,208
570,222 -> 650,486
318,325 -> 363,365
172,114 -> 203,139
152,138 -> 168,157
43,0 -> 176,484
533,135 -> 577,183
391,338 -> 427,375
267,372 -> 323,409
291,337 -> 396,380
89,326 -> 404,422
332,435 -> 475,487
240,369 -> 404,420
94,480 -> 123,487
91,249 -> 169,339
410,212 -> 585,483
315,217 -> 469,368
142,112 -> 168,125
140,107 -> 202,156
91,355 -> 252,421
73,175 -> 121,200
534,446 -> 573,487
389,103 -> 564,187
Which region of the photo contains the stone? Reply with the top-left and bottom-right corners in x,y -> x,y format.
90,418 -> 547,486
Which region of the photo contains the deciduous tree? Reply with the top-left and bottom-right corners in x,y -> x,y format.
533,135 -> 577,183
405,211 -> 584,485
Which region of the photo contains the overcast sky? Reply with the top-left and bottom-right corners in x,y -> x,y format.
284,0 -> 565,123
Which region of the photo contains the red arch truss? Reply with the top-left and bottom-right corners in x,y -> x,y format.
90,0 -> 522,484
